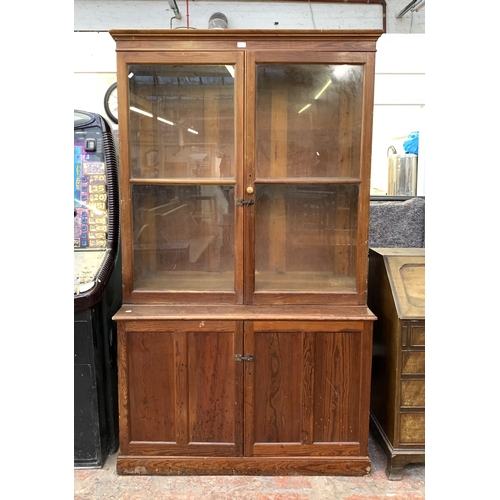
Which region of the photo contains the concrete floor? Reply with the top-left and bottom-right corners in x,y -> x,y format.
74,433 -> 425,499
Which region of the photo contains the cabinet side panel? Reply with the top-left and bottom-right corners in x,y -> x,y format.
128,331 -> 176,442
369,256 -> 400,443
314,330 -> 361,442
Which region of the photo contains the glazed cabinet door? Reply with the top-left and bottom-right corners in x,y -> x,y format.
244,321 -> 373,457
244,50 -> 375,306
118,320 -> 243,457
117,51 -> 244,304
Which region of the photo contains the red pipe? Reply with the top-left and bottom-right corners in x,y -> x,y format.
186,0 -> 190,28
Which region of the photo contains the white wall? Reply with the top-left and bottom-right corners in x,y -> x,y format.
74,1 -> 382,31
74,0 -> 425,33
74,31 -> 117,122
372,33 -> 425,195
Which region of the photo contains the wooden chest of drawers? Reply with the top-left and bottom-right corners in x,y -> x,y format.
368,248 -> 425,480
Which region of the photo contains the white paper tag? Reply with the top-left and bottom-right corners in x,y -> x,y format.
237,42 -> 246,48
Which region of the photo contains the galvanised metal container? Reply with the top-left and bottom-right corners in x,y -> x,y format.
387,153 -> 418,196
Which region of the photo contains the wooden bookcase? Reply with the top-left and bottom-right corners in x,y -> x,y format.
110,29 -> 382,475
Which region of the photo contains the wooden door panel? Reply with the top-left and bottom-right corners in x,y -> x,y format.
187,328 -> 242,445
128,330 -> 176,443
252,329 -> 303,443
121,320 -> 243,456
245,321 -> 367,457
313,330 -> 361,443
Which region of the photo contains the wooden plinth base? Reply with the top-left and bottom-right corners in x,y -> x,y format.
116,455 -> 371,476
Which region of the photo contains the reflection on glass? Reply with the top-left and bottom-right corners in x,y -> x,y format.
256,64 -> 364,179
128,64 -> 235,179
255,184 -> 358,292
132,184 -> 235,291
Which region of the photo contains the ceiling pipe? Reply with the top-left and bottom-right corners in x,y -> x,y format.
412,0 -> 425,13
208,12 -> 229,30
396,0 -> 423,18
167,0 -> 181,20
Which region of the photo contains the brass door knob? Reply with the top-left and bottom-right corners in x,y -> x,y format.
246,186 -> 254,194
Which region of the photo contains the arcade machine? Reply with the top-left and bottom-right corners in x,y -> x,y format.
74,110 -> 121,468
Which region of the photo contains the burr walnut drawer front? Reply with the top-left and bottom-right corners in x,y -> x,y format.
401,351 -> 425,374
407,324 -> 425,347
400,379 -> 425,407
399,413 -> 425,444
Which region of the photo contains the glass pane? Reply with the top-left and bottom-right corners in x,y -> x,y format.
254,184 -> 358,292
132,184 -> 235,291
128,64 -> 235,179
256,65 -> 364,179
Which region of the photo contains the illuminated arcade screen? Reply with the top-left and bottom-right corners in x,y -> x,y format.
74,136 -> 109,250
74,120 -> 108,294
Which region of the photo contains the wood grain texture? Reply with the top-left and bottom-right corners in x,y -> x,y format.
128,330 -> 176,443
245,320 -> 370,459
110,29 -> 383,54
121,321 -> 243,457
116,455 -> 371,476
113,304 -> 376,322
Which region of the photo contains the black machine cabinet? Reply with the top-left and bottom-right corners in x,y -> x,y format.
74,110 -> 121,468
